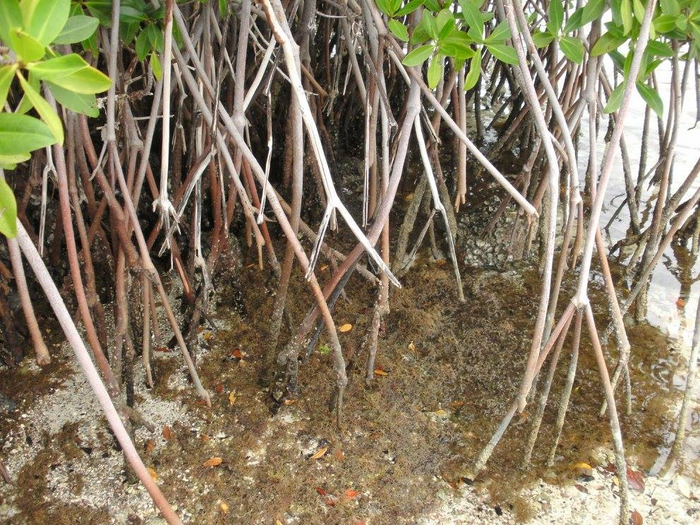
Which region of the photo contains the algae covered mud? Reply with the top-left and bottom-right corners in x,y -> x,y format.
0,234 -> 698,524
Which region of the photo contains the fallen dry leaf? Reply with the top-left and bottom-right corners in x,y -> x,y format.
215,384 -> 224,394
220,502 -> 229,514
203,332 -> 213,341
147,467 -> 157,481
408,341 -> 416,353
201,434 -> 210,442
162,426 -> 173,441
155,346 -> 171,353
627,467 -> 645,492
574,483 -> 589,494
283,399 -> 297,406
334,448 -> 345,461
676,298 -> 686,308
145,439 -> 154,453
630,510 -> 643,525
315,487 -> 327,496
339,323 -> 353,333
450,400 -> 465,408
310,447 -> 328,460
572,462 -> 594,477
374,369 -> 388,376
232,349 -> 245,359
203,457 -> 223,467
229,391 -> 236,406
345,489 -> 360,499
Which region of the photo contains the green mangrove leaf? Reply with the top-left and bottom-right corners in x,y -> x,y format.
0,0 -> 23,45
621,0 -> 634,35
16,71 -> 63,144
53,15 -> 99,45
9,28 -> 45,62
564,8 -> 584,33
547,0 -> 564,35
151,51 -> 162,81
20,0 -> 70,46
604,82 -> 625,114
27,54 -> 111,94
0,179 -> 18,237
486,20 -> 511,44
560,35 -> 584,64
389,19 -> 409,42
591,31 -> 627,56
47,81 -> 99,117
403,44 -> 434,66
532,30 -> 555,48
636,81 -> 663,117
0,64 -> 18,108
427,54 -> 443,89
581,0 -> 607,26
486,43 -> 519,65
464,50 -> 481,91
0,112 -> 57,157
396,0 -> 424,17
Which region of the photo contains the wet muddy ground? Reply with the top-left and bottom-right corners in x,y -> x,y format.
1,147 -> 699,524
1,241 -> 698,524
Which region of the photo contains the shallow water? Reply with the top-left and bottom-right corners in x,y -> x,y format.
579,59 -> 700,483
587,60 -> 700,345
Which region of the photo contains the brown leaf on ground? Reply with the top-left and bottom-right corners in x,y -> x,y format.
203,457 -> 223,467
339,323 -> 353,333
229,391 -> 236,406
574,484 -> 588,494
315,487 -> 327,496
627,467 -> 645,492
345,489 -> 360,499
147,467 -> 157,481
630,510 -> 643,525
145,439 -> 154,453
310,447 -> 328,460
232,349 -> 245,359
374,368 -> 388,376
215,384 -> 224,394
219,502 -> 229,514
162,426 -> 173,441
572,462 -> 594,477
